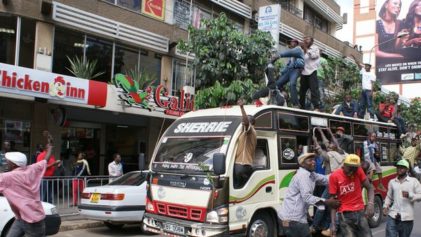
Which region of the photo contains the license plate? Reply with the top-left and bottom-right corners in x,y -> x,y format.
90,193 -> 100,203
163,222 -> 185,235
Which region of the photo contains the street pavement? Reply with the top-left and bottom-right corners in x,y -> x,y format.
54,203 -> 421,237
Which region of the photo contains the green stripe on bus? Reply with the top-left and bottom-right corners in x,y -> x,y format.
279,171 -> 295,189
229,175 -> 275,202
372,167 -> 397,180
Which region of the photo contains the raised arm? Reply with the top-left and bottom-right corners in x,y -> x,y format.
238,99 -> 250,130
317,127 -> 330,147
43,131 -> 54,162
351,55 -> 364,70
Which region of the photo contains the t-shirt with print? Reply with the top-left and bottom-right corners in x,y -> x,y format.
329,167 -> 367,212
360,69 -> 376,90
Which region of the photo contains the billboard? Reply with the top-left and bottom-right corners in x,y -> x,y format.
258,4 -> 281,47
375,0 -> 421,85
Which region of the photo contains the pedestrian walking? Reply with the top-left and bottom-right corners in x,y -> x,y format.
278,153 -> 340,237
0,132 -> 54,237
383,159 -> 421,237
72,151 -> 91,206
329,154 -> 375,237
300,36 -> 321,111
108,153 -> 123,182
273,39 -> 305,107
400,137 -> 420,171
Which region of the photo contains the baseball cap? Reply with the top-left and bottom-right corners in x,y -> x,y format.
343,154 -> 361,167
337,127 -> 345,132
5,152 -> 27,167
396,159 -> 409,169
298,153 -> 316,166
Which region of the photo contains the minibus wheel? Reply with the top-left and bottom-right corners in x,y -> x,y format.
248,213 -> 274,237
368,196 -> 383,228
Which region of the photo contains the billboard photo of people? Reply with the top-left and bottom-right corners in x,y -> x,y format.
376,0 -> 421,84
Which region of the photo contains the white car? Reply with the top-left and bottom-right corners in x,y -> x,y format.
0,195 -> 61,237
79,171 -> 146,230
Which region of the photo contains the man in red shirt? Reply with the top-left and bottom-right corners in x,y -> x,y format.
36,148 -> 60,203
376,97 -> 395,123
329,154 -> 375,237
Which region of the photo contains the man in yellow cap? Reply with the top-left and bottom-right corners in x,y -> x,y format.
329,154 -> 375,237
383,159 -> 421,237
278,153 -> 340,237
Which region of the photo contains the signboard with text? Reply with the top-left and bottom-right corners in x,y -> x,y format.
375,0 -> 421,85
0,63 -> 107,107
142,0 -> 165,21
113,74 -> 194,117
258,4 -> 281,47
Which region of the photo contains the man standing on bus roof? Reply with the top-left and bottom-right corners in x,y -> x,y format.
383,159 -> 421,237
233,99 -> 257,188
351,55 -> 376,120
335,127 -> 354,154
329,154 -> 375,237
278,153 -> 340,237
364,132 -> 387,192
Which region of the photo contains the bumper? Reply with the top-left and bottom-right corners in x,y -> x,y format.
45,214 -> 61,236
143,213 -> 229,237
79,204 -> 144,222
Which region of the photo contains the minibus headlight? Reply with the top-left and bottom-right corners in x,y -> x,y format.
206,207 -> 228,223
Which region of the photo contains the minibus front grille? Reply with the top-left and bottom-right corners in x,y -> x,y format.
154,201 -> 206,222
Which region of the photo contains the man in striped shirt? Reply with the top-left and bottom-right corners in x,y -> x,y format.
278,153 -> 340,237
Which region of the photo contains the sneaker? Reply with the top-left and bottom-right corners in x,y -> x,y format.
321,228 -> 332,236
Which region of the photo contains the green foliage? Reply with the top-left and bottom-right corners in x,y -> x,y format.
66,56 -> 104,79
195,79 -> 259,109
400,99 -> 421,130
126,66 -> 156,90
178,13 -> 273,108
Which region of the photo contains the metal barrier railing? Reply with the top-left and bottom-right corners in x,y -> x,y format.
40,176 -> 112,216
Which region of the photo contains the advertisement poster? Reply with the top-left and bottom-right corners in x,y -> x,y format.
258,4 -> 281,47
376,0 -> 421,84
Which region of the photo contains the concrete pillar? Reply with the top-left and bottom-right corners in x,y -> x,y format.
34,22 -> 54,72
99,124 -> 106,175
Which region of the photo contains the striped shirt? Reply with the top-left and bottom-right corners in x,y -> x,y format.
278,167 -> 328,223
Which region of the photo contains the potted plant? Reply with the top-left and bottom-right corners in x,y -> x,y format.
66,56 -> 104,79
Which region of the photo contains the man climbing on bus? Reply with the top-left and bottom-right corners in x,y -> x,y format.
364,132 -> 387,192
233,99 -> 257,188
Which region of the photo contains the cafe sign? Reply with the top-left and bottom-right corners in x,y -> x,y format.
113,74 -> 194,116
0,63 -> 107,107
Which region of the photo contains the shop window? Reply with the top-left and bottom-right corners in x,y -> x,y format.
172,60 -> 195,96
114,44 -> 139,75
139,50 -> 161,87
85,36 -> 113,83
278,112 -> 309,132
0,15 -> 17,64
255,112 -> 272,129
18,18 -> 36,68
0,120 -> 31,167
52,27 -> 84,76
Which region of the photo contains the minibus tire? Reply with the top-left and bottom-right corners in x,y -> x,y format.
104,221 -> 125,230
247,213 -> 274,237
368,196 -> 382,228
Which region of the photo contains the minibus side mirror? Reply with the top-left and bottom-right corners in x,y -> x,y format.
138,153 -> 146,170
213,153 -> 226,175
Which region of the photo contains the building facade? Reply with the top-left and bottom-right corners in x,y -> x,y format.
0,0 -> 360,175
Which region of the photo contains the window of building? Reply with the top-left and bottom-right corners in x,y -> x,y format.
278,112 -> 309,132
172,60 -> 195,96
173,0 -> 212,30
140,51 -> 161,87
52,27 -> 85,77
104,0 -> 142,12
85,36 -> 113,83
303,4 -> 329,33
0,15 -> 17,64
18,18 -> 36,68
114,44 -> 139,75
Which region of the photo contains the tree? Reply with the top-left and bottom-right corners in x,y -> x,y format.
400,98 -> 421,130
178,13 -> 273,109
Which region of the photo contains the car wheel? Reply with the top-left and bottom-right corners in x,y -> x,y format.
368,196 -> 383,228
103,222 -> 125,230
247,213 -> 275,237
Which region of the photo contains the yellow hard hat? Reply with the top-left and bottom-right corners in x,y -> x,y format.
343,154 -> 361,167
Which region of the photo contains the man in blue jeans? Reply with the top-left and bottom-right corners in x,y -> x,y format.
351,55 -> 376,120
272,39 -> 304,107
383,159 -> 421,237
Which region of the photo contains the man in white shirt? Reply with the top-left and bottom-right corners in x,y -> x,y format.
300,36 -> 321,111
108,153 -> 123,182
383,159 -> 421,237
352,55 -> 376,120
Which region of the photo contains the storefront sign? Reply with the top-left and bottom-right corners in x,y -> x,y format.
258,4 -> 281,47
142,0 -> 165,20
0,63 -> 107,107
113,74 -> 194,116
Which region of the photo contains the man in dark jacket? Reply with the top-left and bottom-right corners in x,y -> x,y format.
335,94 -> 358,117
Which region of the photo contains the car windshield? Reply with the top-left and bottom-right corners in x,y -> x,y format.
153,136 -> 230,172
108,171 -> 145,186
